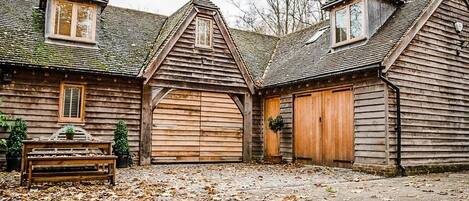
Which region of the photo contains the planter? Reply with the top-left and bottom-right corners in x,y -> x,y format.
6,157 -> 21,172
66,134 -> 74,140
116,155 -> 129,168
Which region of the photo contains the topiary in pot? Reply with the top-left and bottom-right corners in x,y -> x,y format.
113,120 -> 130,168
6,118 -> 27,172
268,115 -> 285,133
64,125 -> 75,140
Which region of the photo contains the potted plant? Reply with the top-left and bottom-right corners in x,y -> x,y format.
64,125 -> 75,140
113,120 -> 130,168
268,115 -> 285,133
6,118 -> 27,172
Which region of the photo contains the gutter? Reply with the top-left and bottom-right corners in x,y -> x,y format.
378,69 -> 405,177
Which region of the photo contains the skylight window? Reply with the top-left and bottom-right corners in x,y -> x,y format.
307,27 -> 328,44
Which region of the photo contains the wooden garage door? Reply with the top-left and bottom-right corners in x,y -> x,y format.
294,88 -> 354,167
152,90 -> 243,163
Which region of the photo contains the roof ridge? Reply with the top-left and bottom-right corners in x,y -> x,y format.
106,5 -> 168,17
230,28 -> 279,38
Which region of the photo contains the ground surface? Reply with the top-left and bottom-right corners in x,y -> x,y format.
0,163 -> 468,201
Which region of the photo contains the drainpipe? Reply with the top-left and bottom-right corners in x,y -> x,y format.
378,69 -> 405,176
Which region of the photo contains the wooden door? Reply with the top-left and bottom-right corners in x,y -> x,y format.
199,92 -> 243,162
294,93 -> 322,161
264,97 -> 280,157
293,88 -> 354,167
152,90 -> 243,163
152,90 -> 202,163
323,89 -> 354,167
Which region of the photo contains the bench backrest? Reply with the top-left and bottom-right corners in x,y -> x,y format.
49,126 -> 93,141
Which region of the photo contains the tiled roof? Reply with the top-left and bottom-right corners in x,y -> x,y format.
230,29 -> 279,82
262,0 -> 431,87
1,0 -> 432,87
0,0 -> 166,76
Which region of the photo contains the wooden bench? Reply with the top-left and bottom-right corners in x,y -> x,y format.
21,140 -> 116,189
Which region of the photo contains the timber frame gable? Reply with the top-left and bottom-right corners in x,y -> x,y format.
140,1 -> 256,94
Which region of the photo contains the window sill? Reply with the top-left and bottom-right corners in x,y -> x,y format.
331,36 -> 367,49
58,120 -> 86,126
47,35 -> 96,45
195,44 -> 213,50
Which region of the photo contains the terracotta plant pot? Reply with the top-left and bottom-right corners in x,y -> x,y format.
6,157 -> 21,172
116,155 -> 129,168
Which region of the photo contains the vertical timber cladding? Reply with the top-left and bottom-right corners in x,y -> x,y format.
294,88 -> 354,168
151,90 -> 243,163
264,97 -> 281,157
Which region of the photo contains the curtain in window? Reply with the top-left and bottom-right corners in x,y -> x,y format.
335,8 -> 347,43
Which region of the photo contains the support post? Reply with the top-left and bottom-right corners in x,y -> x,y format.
140,85 -> 152,165
243,93 -> 253,162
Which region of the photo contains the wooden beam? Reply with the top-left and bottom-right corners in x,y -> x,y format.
152,88 -> 172,110
243,93 -> 253,162
229,94 -> 244,115
140,85 -> 152,166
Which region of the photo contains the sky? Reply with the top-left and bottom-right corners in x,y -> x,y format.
108,0 -> 249,25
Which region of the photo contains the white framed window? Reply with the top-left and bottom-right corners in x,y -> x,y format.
195,17 -> 213,48
59,82 -> 86,123
49,0 -> 97,43
332,0 -> 366,46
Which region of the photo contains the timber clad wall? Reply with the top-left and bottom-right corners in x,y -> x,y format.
149,12 -> 248,92
354,80 -> 388,166
0,69 -> 142,160
279,94 -> 294,161
252,95 -> 264,159
387,0 -> 469,166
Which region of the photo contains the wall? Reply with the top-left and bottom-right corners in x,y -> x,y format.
387,0 -> 469,168
0,68 -> 142,164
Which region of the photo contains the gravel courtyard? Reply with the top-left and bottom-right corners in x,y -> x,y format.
0,163 -> 468,201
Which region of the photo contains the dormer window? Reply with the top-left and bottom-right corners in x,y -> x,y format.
332,0 -> 366,47
195,17 -> 213,48
49,0 -> 97,43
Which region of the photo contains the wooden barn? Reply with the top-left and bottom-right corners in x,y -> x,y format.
0,0 -> 468,175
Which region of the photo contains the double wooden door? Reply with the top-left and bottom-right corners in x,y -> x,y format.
151,90 -> 243,163
294,88 -> 354,167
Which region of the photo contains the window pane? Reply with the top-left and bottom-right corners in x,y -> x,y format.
63,88 -> 72,117
335,8 -> 347,43
76,5 -> 94,39
63,86 -> 82,119
197,19 -> 211,46
54,1 -> 73,36
350,2 -> 364,39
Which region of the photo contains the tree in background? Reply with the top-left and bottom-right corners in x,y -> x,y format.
230,0 -> 328,36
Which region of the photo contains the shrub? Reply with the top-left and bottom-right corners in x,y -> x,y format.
0,139 -> 6,150
0,98 -> 12,130
113,120 -> 129,156
6,118 -> 27,158
268,115 -> 284,133
64,124 -> 75,139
